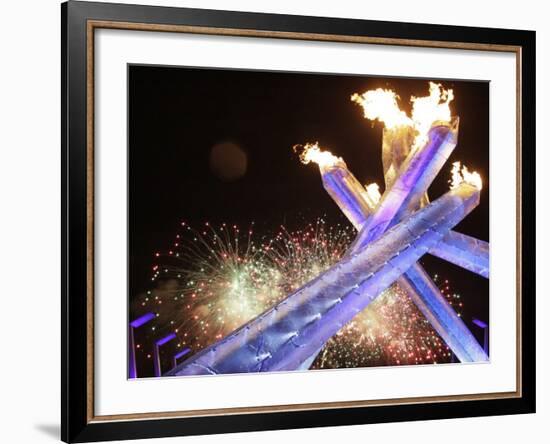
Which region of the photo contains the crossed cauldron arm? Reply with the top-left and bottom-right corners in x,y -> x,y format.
167,117 -> 489,377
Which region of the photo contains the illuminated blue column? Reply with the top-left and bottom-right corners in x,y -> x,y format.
379,122 -> 488,278
401,266 -> 488,362
166,183 -> 479,376
374,119 -> 487,360
153,333 -> 177,377
472,318 -> 489,354
128,312 -> 155,379
351,119 -> 459,250
320,161 -> 488,277
317,152 -> 487,362
430,232 -> 489,278
375,120 -> 487,360
320,160 -> 375,230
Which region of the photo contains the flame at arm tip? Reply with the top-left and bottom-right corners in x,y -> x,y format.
351,82 -> 455,150
351,89 -> 412,129
364,183 -> 382,205
449,161 -> 483,190
409,82 -> 455,149
294,142 -> 344,169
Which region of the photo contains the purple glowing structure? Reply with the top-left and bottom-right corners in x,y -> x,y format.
430,232 -> 489,278
173,347 -> 192,369
167,181 -> 480,376
153,332 -> 177,377
320,139 -> 488,278
316,122 -> 487,362
162,98 -> 490,376
376,121 -> 488,360
128,312 -> 155,379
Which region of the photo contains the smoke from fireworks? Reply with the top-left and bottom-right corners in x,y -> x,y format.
133,220 -> 462,372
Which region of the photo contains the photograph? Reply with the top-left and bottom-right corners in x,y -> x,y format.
127,66 -> 490,378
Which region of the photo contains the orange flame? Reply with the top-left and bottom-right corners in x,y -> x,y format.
295,142 -> 343,169
410,82 -> 454,149
351,82 -> 454,150
364,182 -> 381,204
351,89 -> 412,129
449,161 -> 482,190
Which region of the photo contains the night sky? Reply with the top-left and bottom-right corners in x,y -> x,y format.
128,65 -> 489,361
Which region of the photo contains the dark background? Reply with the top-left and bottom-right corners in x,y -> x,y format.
128,65 -> 489,343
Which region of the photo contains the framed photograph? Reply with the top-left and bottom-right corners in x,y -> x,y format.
62,1 -> 536,442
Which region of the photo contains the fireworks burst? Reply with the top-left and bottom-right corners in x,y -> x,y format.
134,220 -> 463,372
312,281 -> 453,369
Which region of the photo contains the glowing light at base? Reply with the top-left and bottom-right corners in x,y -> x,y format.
136,220 -> 465,370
